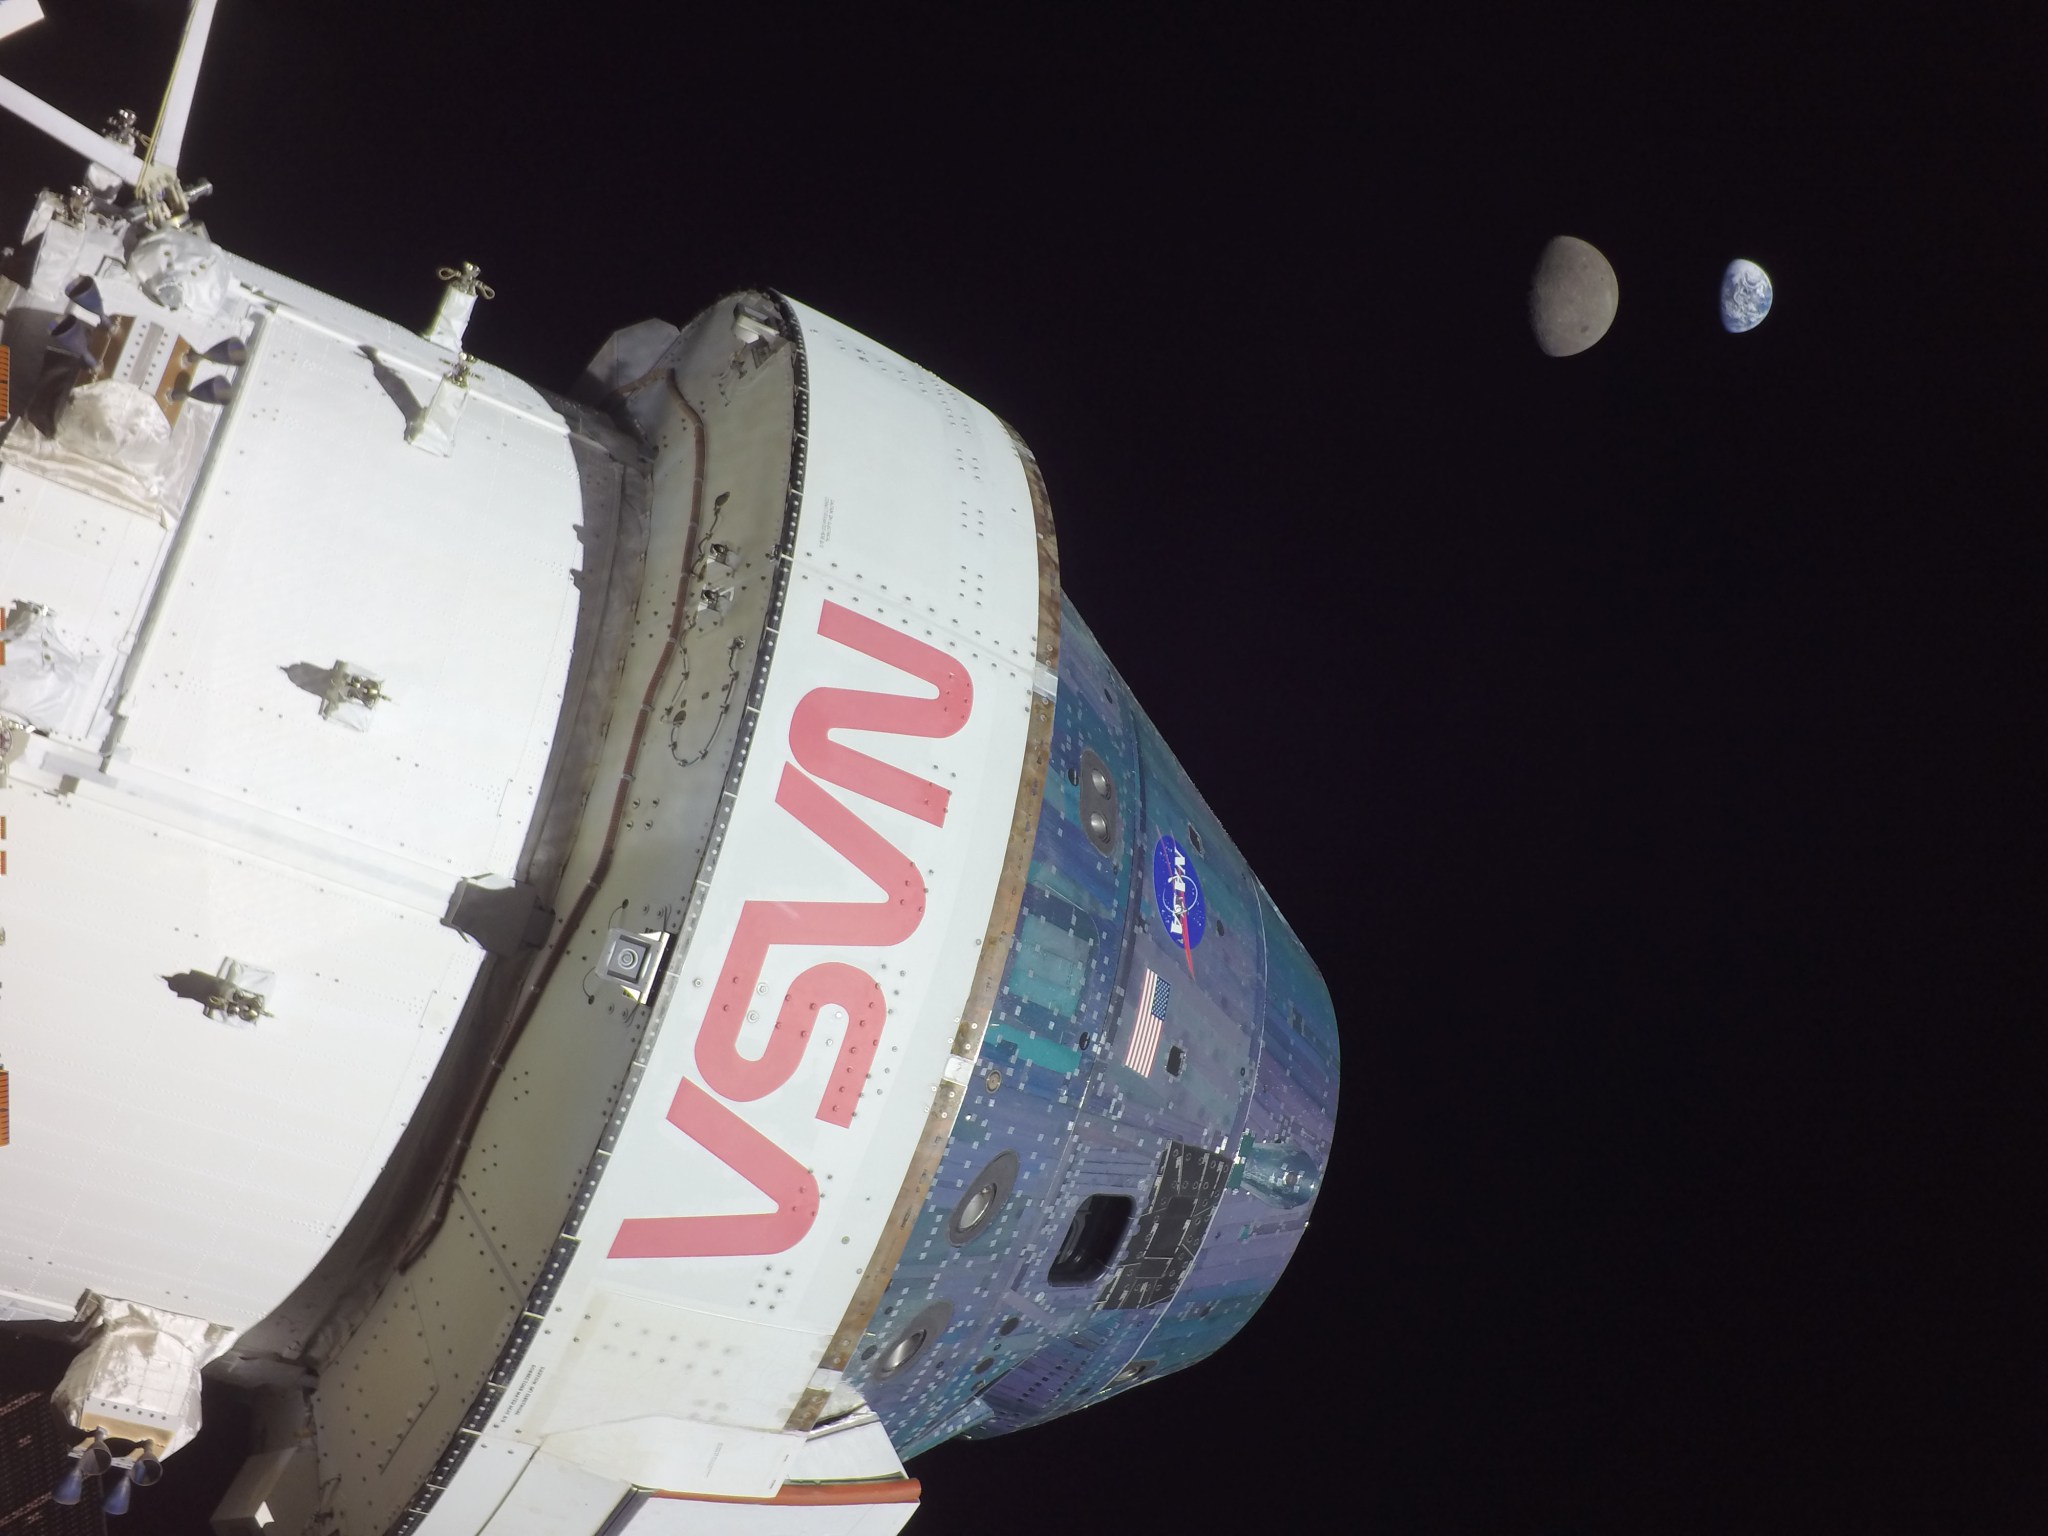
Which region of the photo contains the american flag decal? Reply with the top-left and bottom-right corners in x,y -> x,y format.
1124,968 -> 1170,1076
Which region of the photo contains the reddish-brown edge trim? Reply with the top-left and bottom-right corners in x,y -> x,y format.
649,1478 -> 923,1506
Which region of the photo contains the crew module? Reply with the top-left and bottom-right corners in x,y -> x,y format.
0,4 -> 1339,1530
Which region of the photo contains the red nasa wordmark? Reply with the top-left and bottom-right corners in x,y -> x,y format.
695,766 -> 918,1116
609,600 -> 973,1261
609,1081 -> 817,1260
788,600 -> 971,826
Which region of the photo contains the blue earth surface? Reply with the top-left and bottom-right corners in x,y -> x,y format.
1720,258 -> 1773,332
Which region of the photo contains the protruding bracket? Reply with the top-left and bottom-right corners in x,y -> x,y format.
732,300 -> 782,348
601,927 -> 675,1005
316,662 -> 390,728
444,878 -> 554,958
205,988 -> 265,1024
162,959 -> 272,1024
423,262 -> 494,350
406,354 -> 473,455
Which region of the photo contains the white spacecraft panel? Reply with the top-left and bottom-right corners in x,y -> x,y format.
0,463 -> 170,741
468,1448 -> 631,1535
304,314 -> 806,1533
0,788 -> 480,1325
624,1491 -> 919,1536
403,1433 -> 537,1536
464,305 -> 1044,1496
111,303 -> 585,891
786,301 -> 1044,675
0,258 -> 591,1333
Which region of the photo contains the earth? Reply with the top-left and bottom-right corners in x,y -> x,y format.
1720,258 -> 1773,332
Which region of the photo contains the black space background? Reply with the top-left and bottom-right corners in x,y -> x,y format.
3,4 -> 2044,1533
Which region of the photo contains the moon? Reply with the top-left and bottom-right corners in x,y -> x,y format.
1528,236 -> 1618,357
1720,258 -> 1773,332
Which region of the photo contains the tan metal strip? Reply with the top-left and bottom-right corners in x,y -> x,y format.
788,423 -> 1063,1428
